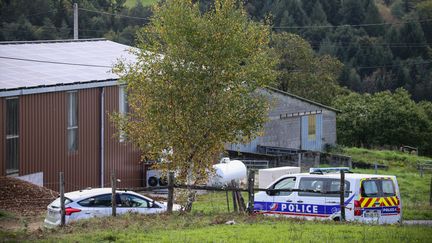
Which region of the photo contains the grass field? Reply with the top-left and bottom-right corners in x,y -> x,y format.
2,212 -> 430,242
124,0 -> 158,8
342,147 -> 432,168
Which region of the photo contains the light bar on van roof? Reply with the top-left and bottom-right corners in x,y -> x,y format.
309,167 -> 351,174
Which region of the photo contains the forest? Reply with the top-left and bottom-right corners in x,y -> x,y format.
1,0 -> 431,154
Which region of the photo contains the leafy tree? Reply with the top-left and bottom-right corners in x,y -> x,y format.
113,0 -> 277,211
271,32 -> 345,105
334,89 -> 432,155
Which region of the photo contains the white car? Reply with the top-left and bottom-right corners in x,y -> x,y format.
254,168 -> 402,224
44,188 -> 180,228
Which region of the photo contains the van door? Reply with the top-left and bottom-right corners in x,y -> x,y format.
359,178 -> 401,224
254,176 -> 297,214
296,177 -> 327,219
378,178 -> 401,224
265,177 -> 297,216
324,178 -> 353,220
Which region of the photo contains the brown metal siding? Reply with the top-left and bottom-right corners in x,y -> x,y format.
104,86 -> 142,188
0,98 -> 4,176
20,90 -> 101,192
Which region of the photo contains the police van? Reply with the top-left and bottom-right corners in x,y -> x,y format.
254,168 -> 401,224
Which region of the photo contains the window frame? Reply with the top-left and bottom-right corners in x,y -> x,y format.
78,193 -> 112,207
270,177 -> 297,196
5,97 -> 19,175
67,91 -> 78,153
118,85 -> 128,142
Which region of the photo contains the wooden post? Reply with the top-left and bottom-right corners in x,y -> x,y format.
297,153 -> 301,169
59,172 -> 65,227
231,180 -> 238,212
374,161 -> 378,174
248,170 -> 255,214
111,171 -> 116,217
340,170 -> 345,222
226,191 -> 230,212
420,164 -> 424,178
430,176 -> 432,207
167,172 -> 174,213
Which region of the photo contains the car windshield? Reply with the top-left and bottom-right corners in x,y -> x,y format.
50,197 -> 72,208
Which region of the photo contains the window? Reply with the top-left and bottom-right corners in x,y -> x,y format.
308,115 -> 316,141
67,91 -> 78,152
361,180 -> 379,197
119,194 -> 150,208
272,177 -> 296,196
119,86 -> 128,142
78,194 -> 112,207
382,180 -> 396,197
326,179 -> 350,197
361,179 -> 396,198
298,177 -> 325,197
6,98 -> 19,175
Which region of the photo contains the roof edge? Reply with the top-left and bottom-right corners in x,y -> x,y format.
265,86 -> 341,113
0,38 -> 107,45
0,79 -> 118,97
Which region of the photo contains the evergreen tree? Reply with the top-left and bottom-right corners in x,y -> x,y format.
340,0 -> 366,25
310,1 -> 328,24
363,0 -> 384,36
398,20 -> 428,59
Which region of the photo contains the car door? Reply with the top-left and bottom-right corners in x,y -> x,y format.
296,177 -> 327,219
77,194 -> 113,219
117,193 -> 163,215
268,177 -> 298,216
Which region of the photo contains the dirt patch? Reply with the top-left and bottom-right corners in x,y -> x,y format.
0,176 -> 58,217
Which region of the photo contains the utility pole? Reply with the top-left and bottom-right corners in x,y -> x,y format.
73,3 -> 78,39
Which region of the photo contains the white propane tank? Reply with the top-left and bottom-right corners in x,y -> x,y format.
208,158 -> 247,186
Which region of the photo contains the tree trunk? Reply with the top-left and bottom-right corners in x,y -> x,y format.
184,163 -> 196,212
184,189 -> 196,212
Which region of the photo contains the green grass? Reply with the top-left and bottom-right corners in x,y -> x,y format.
342,147 -> 432,169
124,0 -> 159,8
8,213 -> 430,242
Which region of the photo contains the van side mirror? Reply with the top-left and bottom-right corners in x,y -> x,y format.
266,190 -> 278,196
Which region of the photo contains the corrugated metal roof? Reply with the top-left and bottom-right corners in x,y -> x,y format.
0,39 -> 135,91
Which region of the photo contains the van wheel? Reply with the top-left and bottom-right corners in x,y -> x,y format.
333,217 -> 340,222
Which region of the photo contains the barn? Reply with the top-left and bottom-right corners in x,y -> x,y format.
0,39 -> 142,192
0,38 -> 339,192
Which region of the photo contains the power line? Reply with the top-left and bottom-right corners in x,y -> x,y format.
273,18 -> 432,29
0,56 -> 111,68
356,60 -> 432,69
78,7 -> 151,21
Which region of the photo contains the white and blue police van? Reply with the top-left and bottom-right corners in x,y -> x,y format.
254,168 -> 402,224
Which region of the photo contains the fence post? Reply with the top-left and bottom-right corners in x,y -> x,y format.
374,161 -> 378,174
420,164 -> 424,178
167,171 -> 174,213
231,180 -> 238,212
340,170 -> 345,222
226,191 -> 230,212
248,170 -> 255,214
297,153 -> 301,169
59,172 -> 65,227
111,171 -> 116,217
430,176 -> 432,206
